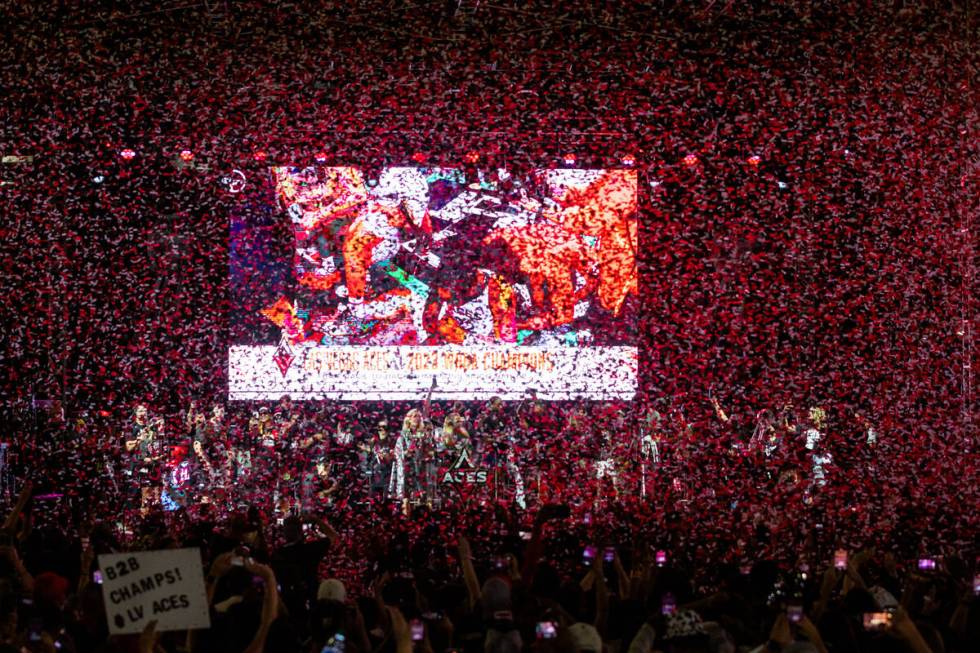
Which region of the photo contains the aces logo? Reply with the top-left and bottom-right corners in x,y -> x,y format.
441,448 -> 489,485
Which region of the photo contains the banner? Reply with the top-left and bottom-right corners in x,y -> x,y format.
229,344 -> 637,400
98,548 -> 211,635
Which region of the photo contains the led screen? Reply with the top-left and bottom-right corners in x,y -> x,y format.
229,166 -> 638,400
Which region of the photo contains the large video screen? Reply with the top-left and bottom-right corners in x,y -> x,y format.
229,166 -> 638,400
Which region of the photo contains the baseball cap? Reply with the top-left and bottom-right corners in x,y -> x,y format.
663,609 -> 707,640
317,578 -> 346,603
568,622 -> 602,652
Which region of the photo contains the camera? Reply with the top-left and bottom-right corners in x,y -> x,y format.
917,558 -> 936,571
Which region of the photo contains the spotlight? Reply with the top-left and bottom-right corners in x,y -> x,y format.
621,154 -> 635,166
253,150 -> 267,162
777,181 -> 788,189
411,152 -> 427,164
179,150 -> 194,162
563,153 -> 577,166
683,154 -> 698,167
464,151 -> 480,164
747,155 -> 761,166
92,174 -> 105,184
119,148 -> 136,160
314,152 -> 328,163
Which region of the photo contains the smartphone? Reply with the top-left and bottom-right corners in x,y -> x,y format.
603,547 -> 615,563
917,558 -> 936,571
655,550 -> 667,567
410,619 -> 424,642
973,574 -> 980,596
787,605 -> 803,623
493,557 -> 509,572
582,545 -> 597,564
661,593 -> 676,615
833,549 -> 848,570
28,618 -> 42,642
92,570 -> 103,585
583,512 -> 592,525
863,612 -> 892,630
321,632 -> 346,653
536,621 -> 557,640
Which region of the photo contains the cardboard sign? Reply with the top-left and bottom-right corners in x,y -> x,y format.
98,548 -> 211,635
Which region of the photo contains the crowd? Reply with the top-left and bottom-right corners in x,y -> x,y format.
1,1 -> 978,651
4,392 -> 978,653
1,442 -> 979,653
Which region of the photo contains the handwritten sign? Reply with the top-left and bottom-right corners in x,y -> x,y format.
98,548 -> 211,635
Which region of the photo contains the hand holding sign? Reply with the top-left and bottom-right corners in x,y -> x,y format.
98,548 -> 210,635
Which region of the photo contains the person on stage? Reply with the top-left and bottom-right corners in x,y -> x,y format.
392,379 -> 436,511
360,419 -> 394,503
804,406 -> 832,491
185,407 -> 214,502
635,405 -> 667,499
441,403 -> 472,455
125,405 -> 165,516
206,403 -> 232,489
297,431 -> 337,513
477,396 -> 526,508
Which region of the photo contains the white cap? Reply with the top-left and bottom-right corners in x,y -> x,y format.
568,623 -> 602,652
317,578 -> 346,603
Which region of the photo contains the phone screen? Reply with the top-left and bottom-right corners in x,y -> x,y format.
603,547 -> 615,563
833,549 -> 848,570
582,546 -> 597,563
863,612 -> 892,630
655,550 -> 667,567
536,622 -> 557,639
787,605 -> 803,623
917,558 -> 936,571
410,619 -> 424,641
93,570 -> 103,585
28,619 -> 42,642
